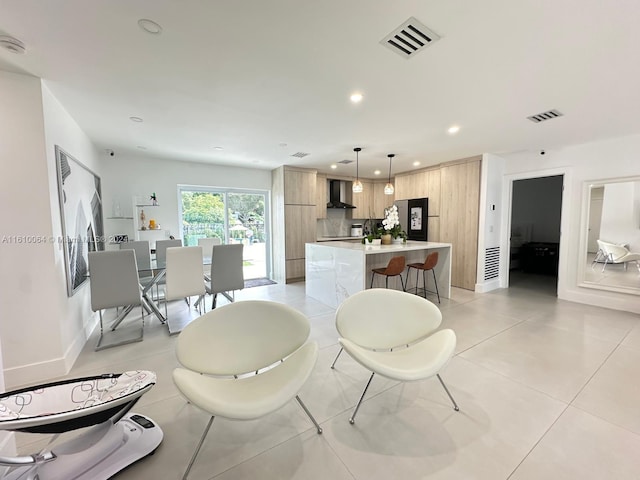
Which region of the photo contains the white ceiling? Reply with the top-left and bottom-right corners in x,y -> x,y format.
1,0 -> 640,178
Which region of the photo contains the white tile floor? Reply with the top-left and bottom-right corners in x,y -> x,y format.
13,273 -> 640,479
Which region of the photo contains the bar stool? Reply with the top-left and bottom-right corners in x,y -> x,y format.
371,256 -> 406,291
407,251 -> 440,303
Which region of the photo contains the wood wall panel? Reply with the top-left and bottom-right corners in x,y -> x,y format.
439,159 -> 481,290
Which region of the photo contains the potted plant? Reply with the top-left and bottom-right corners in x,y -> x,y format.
363,220 -> 382,245
382,205 -> 407,244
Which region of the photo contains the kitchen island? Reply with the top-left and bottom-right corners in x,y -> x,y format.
305,240 -> 452,308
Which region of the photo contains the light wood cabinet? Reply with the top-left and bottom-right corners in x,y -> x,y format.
372,182 -> 394,218
426,168 -> 441,216
316,174 -> 327,219
272,166 -> 318,283
284,169 -> 316,205
439,159 -> 481,290
351,181 -> 372,217
285,205 -> 317,260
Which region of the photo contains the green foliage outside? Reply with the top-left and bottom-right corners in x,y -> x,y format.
181,191 -> 266,246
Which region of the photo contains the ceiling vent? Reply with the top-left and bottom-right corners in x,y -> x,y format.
0,35 -> 26,54
290,152 -> 310,158
527,109 -> 563,123
380,17 -> 440,59
337,159 -> 353,164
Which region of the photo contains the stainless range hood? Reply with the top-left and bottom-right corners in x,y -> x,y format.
326,180 -> 356,209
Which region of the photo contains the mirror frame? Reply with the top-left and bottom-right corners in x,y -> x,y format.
577,175 -> 640,295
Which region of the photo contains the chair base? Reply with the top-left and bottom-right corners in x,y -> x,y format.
95,309 -> 144,351
181,395 -> 322,480
348,372 -> 459,424
407,265 -> 440,303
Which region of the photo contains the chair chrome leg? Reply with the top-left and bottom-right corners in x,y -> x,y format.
295,395 -> 323,434
330,347 -> 343,369
350,372 -> 375,424
182,416 -> 215,480
436,374 -> 459,411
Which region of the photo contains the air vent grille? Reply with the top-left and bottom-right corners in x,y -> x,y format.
484,247 -> 500,280
290,152 -> 310,158
527,109 -> 563,123
337,159 -> 353,164
380,17 -> 441,59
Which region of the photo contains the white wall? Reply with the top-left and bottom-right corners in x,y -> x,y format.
600,181 -> 640,251
476,153 -> 505,292
0,72 -> 102,388
100,155 -> 272,246
41,82 -> 104,374
498,134 -> 640,313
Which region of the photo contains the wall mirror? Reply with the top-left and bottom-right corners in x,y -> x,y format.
579,176 -> 640,295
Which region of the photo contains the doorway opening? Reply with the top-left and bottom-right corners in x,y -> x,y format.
508,175 -> 563,296
178,187 -> 270,280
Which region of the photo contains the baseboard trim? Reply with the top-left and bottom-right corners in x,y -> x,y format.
475,279 -> 501,293
3,315 -> 97,389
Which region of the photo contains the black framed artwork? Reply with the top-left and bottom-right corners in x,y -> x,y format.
407,198 -> 428,241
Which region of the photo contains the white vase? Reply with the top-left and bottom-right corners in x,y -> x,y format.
368,238 -> 382,245
392,238 -> 403,244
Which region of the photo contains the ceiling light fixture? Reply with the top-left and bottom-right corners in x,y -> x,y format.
330,164 -> 337,169
352,147 -> 363,193
374,170 -> 381,175
447,125 -> 460,135
0,35 -> 26,54
350,92 -> 363,104
384,154 -> 395,195
138,19 -> 163,34
413,161 -> 421,167
214,146 -> 224,151
129,116 -> 143,122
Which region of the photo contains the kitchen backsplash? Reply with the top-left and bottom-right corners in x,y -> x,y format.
316,209 -> 379,238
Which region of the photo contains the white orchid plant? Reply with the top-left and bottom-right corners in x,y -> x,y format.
382,205 -> 406,240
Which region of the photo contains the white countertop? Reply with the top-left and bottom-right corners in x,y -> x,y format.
309,240 -> 452,254
316,236 -> 363,242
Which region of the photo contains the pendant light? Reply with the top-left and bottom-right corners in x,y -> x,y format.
384,154 -> 395,195
352,147 -> 363,193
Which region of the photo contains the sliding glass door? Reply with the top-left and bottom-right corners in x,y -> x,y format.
178,186 -> 270,280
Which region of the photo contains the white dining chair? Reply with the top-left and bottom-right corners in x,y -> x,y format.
119,240 -> 153,287
197,237 -> 222,276
155,239 -> 182,265
164,246 -> 206,320
88,250 -> 145,350
205,244 -> 244,309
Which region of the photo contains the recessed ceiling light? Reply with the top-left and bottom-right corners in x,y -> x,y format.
447,125 -> 460,135
413,161 -> 421,167
279,143 -> 288,148
350,92 -> 364,103
137,146 -> 147,150
330,164 -> 337,169
129,116 -> 143,122
374,170 -> 381,175
138,19 -> 163,34
214,146 -> 224,151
